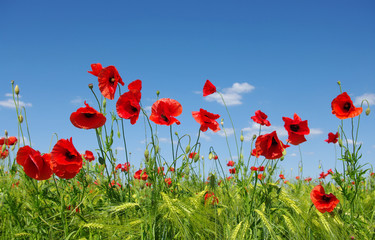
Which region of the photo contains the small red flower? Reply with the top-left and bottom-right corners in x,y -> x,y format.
251,110 -> 271,126
150,98 -> 182,126
325,132 -> 339,144
70,101 -> 106,129
229,168 -> 236,174
204,192 -> 219,205
319,171 -> 329,179
282,113 -> 310,145
371,172 -> 375,177
284,180 -> 289,184
0,136 -> 18,146
169,167 -> 175,172
16,146 -> 53,180
304,177 -> 312,182
88,63 -> 124,100
116,163 -> 130,172
158,167 -> 165,175
165,177 -> 172,187
203,80 -> 216,97
83,150 -> 95,162
134,169 -> 148,181
279,174 -> 285,180
116,80 -> 142,125
254,131 -> 289,160
226,176 -> 233,181
146,182 -> 152,187
250,166 -> 258,171
227,160 -> 235,167
331,92 -> 362,119
0,149 -> 9,159
192,108 -> 221,132
51,138 -> 82,179
310,185 -> 339,213
213,155 -> 218,160
327,169 -> 333,175
258,174 -> 264,180
258,166 -> 265,171
296,176 -> 300,180
189,152 -> 198,159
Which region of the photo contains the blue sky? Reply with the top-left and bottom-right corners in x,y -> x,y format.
1,0 -> 375,180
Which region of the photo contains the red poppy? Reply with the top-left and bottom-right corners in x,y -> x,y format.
0,136 -> 18,146
16,146 -> 53,180
319,171 -> 329,179
146,182 -> 152,187
165,177 -> 172,187
83,150 -> 95,162
250,166 -> 258,171
189,152 -> 198,159
331,92 -> 362,119
51,138 -> 82,179
213,155 -> 218,160
192,108 -> 221,132
304,177 -> 312,182
229,168 -> 236,174
371,172 -> 374,177
296,176 -> 300,180
284,180 -> 289,184
227,160 -> 235,167
0,149 -> 8,159
169,167 -> 175,172
158,167 -> 165,175
254,131 -> 289,160
310,185 -> 339,213
149,98 -> 182,126
134,169 -> 148,181
70,101 -> 106,129
203,80 -> 216,97
116,80 -> 142,125
116,162 -> 130,172
251,110 -> 271,126
204,192 -> 219,205
258,166 -> 265,171
258,174 -> 264,180
88,64 -> 124,100
327,169 -> 333,175
282,113 -> 310,145
226,176 -> 233,181
325,132 -> 339,144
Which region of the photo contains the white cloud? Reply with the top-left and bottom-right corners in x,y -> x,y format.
70,96 -> 84,106
354,93 -> 375,106
290,153 -> 297,157
309,128 -> 323,135
200,132 -> 211,141
205,82 -> 255,106
0,99 -> 32,109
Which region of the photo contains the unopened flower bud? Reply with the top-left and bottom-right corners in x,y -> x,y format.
365,107 -> 370,116
208,152 -> 213,160
194,153 -> 200,162
4,130 -> 8,137
11,144 -> 16,151
175,131 -> 178,136
156,90 -> 160,97
102,98 -> 107,108
280,155 -> 285,161
252,134 -> 257,140
11,80 -> 14,84
117,131 -> 121,138
18,115 -> 23,123
2,144 -> 6,152
338,138 -> 343,147
155,146 -> 159,154
185,145 -> 190,153
88,83 -> 93,89
201,156 -> 204,160
220,119 -> 224,126
318,164 -> 321,169
144,149 -> 149,159
240,132 -> 244,142
15,85 -> 20,95
337,81 -> 341,86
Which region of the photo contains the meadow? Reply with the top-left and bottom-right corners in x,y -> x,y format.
1,63 -> 374,240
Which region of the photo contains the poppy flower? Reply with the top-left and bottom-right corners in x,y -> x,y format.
296,176 -> 300,180
226,176 -> 233,181
254,131 -> 289,160
70,101 -> 106,129
258,166 -> 265,171
149,98 -> 182,126
213,155 -> 218,160
88,64 -> 124,100
116,80 -> 142,125
158,167 -> 165,175
189,152 -> 198,159
310,185 -> 339,213
250,166 -> 258,171
319,171 -> 329,179
16,146 -> 53,180
279,174 -> 285,180
0,136 -> 18,146
203,80 -> 216,97
325,132 -> 339,144
327,169 -> 333,175
0,149 -> 9,159
305,177 -> 312,182
83,150 -> 95,162
51,138 -> 82,179
258,174 -> 264,180
251,110 -> 271,126
165,177 -> 172,187
134,169 -> 148,181
331,92 -> 362,119
227,160 -> 235,167
229,168 -> 236,174
204,192 -> 219,205
282,113 -> 310,145
192,108 -> 221,132
169,167 -> 175,172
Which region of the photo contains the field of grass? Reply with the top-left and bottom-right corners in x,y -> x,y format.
1,74 -> 374,239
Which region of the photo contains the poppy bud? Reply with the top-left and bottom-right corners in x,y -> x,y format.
337,81 -> 341,86
318,164 -> 321,169
220,119 -> 224,126
280,155 -> 285,161
185,145 -> 190,153
18,115 -> 23,123
11,80 -> 14,84
156,90 -> 160,97
365,107 -> 370,116
240,153 -> 244,160
252,134 -> 257,140
240,132 -> 244,142
117,131 -> 121,138
155,146 -> 159,154
144,149 -> 149,159
201,156 -> 204,160
208,152 -> 213,160
88,83 -> 93,89
4,130 -> 8,137
338,138 -> 343,147
15,85 -> 20,95
1,144 -> 5,152
11,144 -> 16,151
194,153 -> 200,162
98,157 -> 105,165
175,131 -> 178,136
103,98 -> 107,108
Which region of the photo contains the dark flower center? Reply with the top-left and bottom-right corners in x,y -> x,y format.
131,106 -> 138,113
65,151 -> 75,160
322,194 -> 330,202
290,124 -> 300,132
84,113 -> 95,118
343,102 -> 351,111
161,114 -> 168,122
110,78 -> 116,83
271,137 -> 278,145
